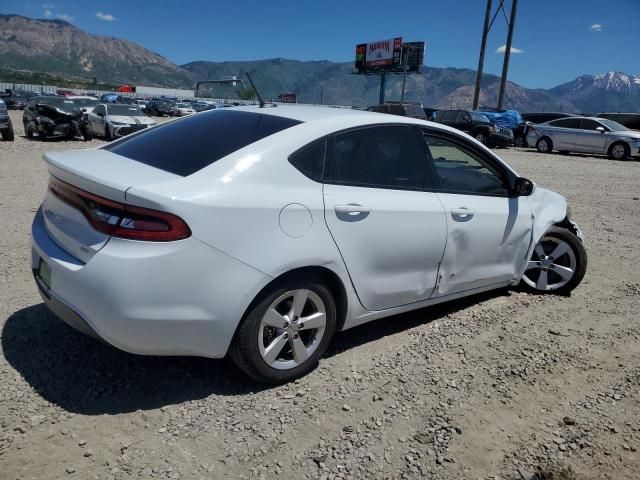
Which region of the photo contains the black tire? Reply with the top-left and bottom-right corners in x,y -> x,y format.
24,122 -> 34,139
81,127 -> 93,141
514,135 -> 527,148
536,136 -> 553,153
474,131 -> 488,145
230,275 -> 337,384
608,142 -> 629,161
520,226 -> 587,295
105,125 -> 113,141
1,128 -> 14,141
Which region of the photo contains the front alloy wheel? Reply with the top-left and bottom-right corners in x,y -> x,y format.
521,227 -> 586,294
230,277 -> 336,384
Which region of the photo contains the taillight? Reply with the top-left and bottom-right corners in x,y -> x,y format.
48,176 -> 191,241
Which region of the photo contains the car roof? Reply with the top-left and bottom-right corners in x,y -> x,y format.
68,96 -> 98,100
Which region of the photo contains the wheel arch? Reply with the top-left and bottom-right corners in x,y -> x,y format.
237,265 -> 349,337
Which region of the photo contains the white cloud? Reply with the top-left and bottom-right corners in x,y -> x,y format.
96,12 -> 116,21
56,13 -> 73,21
496,45 -> 524,54
590,23 -> 603,31
43,9 -> 53,17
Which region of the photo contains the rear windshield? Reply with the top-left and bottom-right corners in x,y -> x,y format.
104,109 -> 302,176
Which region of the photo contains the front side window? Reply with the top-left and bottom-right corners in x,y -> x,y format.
442,111 -> 458,122
421,133 -> 509,196
579,119 -> 603,131
326,126 -> 424,190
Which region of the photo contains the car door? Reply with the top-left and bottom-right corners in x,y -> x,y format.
547,118 -> 581,150
574,119 -> 608,154
418,130 -> 533,296
323,125 -> 448,311
439,110 -> 459,129
455,112 -> 472,134
89,105 -> 106,135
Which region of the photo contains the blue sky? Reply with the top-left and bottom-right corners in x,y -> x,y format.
3,0 -> 639,88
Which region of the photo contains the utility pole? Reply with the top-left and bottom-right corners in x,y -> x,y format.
497,0 -> 518,110
379,71 -> 386,104
473,0 -> 492,110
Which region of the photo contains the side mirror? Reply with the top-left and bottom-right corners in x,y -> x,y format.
596,126 -> 605,133
514,177 -> 534,197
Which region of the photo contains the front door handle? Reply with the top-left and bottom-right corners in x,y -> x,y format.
451,207 -> 474,220
335,204 -> 371,215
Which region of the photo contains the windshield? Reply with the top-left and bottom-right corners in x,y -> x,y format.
39,97 -> 81,112
107,105 -> 145,116
598,119 -> 628,131
472,112 -> 490,122
72,98 -> 99,108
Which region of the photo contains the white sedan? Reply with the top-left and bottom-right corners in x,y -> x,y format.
87,103 -> 157,140
31,106 -> 587,383
174,102 -> 196,116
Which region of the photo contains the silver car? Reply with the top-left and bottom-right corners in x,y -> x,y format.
527,116 -> 640,160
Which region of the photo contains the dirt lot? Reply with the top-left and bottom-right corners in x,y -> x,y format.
1,110 -> 639,480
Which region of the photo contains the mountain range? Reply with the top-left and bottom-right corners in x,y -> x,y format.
1,14 -> 639,113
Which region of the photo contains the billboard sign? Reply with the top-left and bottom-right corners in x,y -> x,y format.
355,37 -> 402,73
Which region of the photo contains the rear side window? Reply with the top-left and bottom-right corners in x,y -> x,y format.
105,110 -> 301,176
549,118 -> 580,129
289,138 -> 326,182
403,105 -> 427,119
326,126 -> 425,190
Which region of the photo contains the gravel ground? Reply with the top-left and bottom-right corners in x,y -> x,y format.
1,110 -> 639,480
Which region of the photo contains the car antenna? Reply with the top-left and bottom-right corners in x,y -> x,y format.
245,73 -> 276,108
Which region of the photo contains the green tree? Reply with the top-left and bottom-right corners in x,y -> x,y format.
238,87 -> 257,100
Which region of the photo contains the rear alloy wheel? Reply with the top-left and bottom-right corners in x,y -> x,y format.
521,227 -> 586,295
474,132 -> 487,145
536,137 -> 552,153
514,135 -> 526,147
609,142 -> 629,160
230,278 -> 336,384
25,122 -> 33,139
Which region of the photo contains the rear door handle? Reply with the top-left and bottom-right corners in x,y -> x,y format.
451,208 -> 474,219
335,204 -> 371,214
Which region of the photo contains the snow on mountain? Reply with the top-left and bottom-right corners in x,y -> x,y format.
593,71 -> 640,92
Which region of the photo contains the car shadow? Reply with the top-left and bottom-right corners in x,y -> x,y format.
2,289 -> 508,415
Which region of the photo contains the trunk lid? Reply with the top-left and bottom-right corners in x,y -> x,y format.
42,149 -> 180,263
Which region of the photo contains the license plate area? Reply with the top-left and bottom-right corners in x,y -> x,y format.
37,258 -> 52,290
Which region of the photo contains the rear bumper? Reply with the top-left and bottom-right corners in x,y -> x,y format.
31,208 -> 269,358
489,134 -> 514,147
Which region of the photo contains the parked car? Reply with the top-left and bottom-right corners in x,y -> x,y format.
31,106 -> 586,383
99,93 -> 118,103
173,102 -> 196,116
423,107 -> 439,120
88,103 -> 157,140
432,109 -> 514,147
513,112 -> 579,147
23,96 -> 92,141
2,93 -> 27,110
366,102 -> 427,120
596,112 -> 640,131
56,89 -> 75,97
67,95 -> 99,116
145,99 -> 176,117
527,116 -> 640,160
0,100 -> 15,141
